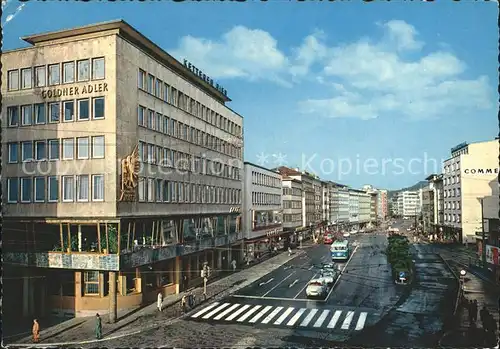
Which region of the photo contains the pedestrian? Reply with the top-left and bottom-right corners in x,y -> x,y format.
157,291 -> 163,312
288,247 -> 292,256
183,274 -> 188,291
181,294 -> 187,313
480,306 -> 488,329
472,299 -> 478,323
467,300 -> 474,324
231,259 -> 237,272
95,313 -> 102,339
32,319 -> 40,343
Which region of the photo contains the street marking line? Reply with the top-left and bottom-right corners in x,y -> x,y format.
274,307 -> 295,325
232,294 -> 318,302
225,304 -> 250,321
259,278 -> 274,286
355,312 -> 368,330
287,308 -> 306,326
325,245 -> 359,302
237,305 -> 261,322
249,305 -> 273,323
213,303 -> 240,320
202,303 -> 231,319
327,310 -> 342,328
289,279 -> 299,288
294,273 -> 317,299
261,306 -> 284,324
300,309 -> 318,327
313,309 -> 330,328
191,302 -> 220,318
341,311 -> 355,329
262,272 -> 296,297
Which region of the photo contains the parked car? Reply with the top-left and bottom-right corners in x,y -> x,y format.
320,270 -> 336,285
305,279 -> 328,298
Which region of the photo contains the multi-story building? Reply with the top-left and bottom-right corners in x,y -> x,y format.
357,190 -> 371,227
425,174 -> 444,237
337,185 -> 351,228
242,162 -> 283,260
397,191 -> 420,219
348,189 -> 360,230
362,185 -> 378,226
275,167 -> 319,235
321,181 -> 335,226
377,190 -> 388,220
282,176 -> 303,237
2,20 -> 244,321
442,139 -> 499,245
313,177 -> 323,226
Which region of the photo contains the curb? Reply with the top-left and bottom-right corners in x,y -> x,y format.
6,250 -> 306,348
438,254 -> 461,316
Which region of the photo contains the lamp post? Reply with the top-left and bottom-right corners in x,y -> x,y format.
479,198 -> 486,267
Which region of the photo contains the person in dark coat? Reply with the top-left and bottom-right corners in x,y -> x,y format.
467,300 -> 474,324
472,299 -> 478,323
95,313 -> 102,339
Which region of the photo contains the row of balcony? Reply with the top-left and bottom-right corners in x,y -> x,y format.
3,231 -> 243,272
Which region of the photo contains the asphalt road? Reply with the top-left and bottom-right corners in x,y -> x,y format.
79,229 -> 415,348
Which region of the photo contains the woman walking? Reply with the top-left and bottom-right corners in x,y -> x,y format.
32,319 -> 40,343
95,313 -> 102,339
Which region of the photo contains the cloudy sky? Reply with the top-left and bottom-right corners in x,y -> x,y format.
3,1 -> 498,190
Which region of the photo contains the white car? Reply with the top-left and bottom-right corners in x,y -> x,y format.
305,279 -> 328,298
320,271 -> 336,285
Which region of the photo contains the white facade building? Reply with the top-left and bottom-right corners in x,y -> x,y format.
242,162 -> 283,255
348,189 -> 360,228
282,176 -> 303,231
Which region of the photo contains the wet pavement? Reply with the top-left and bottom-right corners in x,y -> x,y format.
348,243 -> 457,347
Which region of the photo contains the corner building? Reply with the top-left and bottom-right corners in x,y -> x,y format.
2,20 -> 244,321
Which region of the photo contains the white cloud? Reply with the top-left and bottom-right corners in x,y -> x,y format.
299,20 -> 492,120
170,26 -> 290,86
170,20 -> 492,121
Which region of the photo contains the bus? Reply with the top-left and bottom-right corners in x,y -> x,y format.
330,240 -> 350,261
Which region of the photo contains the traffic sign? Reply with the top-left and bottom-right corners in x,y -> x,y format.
399,271 -> 406,279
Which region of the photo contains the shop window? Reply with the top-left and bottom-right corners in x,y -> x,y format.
84,271 -> 99,295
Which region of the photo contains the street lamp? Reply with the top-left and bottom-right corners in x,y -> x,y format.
478,198 -> 486,266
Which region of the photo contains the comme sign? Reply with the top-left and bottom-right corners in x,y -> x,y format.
41,82 -> 109,99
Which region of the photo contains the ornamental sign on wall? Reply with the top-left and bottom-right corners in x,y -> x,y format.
119,145 -> 140,202
230,207 -> 241,214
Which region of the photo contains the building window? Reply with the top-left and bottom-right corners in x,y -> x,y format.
147,74 -> 154,94
22,141 -> 33,162
48,64 -> 60,85
147,178 -> 154,202
92,136 -> 105,158
92,175 -> 104,201
93,97 -> 105,119
34,177 -> 45,202
48,139 -> 60,160
35,140 -> 47,161
156,179 -> 162,202
77,59 -> 90,81
163,116 -> 169,134
148,109 -> 154,129
62,62 -> 75,83
63,101 -> 75,122
163,180 -> 170,202
78,99 -> 90,120
77,175 -> 89,202
7,178 -> 19,203
8,143 -> 18,163
21,177 -> 32,203
84,271 -> 99,295
92,57 -> 105,80
138,106 -> 146,126
77,137 -> 89,159
62,176 -> 75,202
49,102 -> 60,123
164,83 -> 169,102
21,68 -> 32,89
62,138 -> 74,160
8,69 -> 19,90
35,103 -> 46,124
35,66 -> 46,87
48,176 -> 59,202
155,79 -> 162,98
7,106 -> 19,127
156,113 -> 163,132
21,105 -> 33,126
138,69 -> 146,89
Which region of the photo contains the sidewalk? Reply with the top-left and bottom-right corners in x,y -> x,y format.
6,248 -> 307,347
439,253 -> 499,348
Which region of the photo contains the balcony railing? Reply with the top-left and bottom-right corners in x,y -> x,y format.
253,223 -> 282,231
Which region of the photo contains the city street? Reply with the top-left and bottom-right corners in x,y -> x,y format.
83,231 -> 406,347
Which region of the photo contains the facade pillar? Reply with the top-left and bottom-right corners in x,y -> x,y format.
108,272 -> 117,323
135,268 -> 142,293
118,274 -> 126,296
40,278 -> 46,317
23,276 -> 29,317
174,256 -> 181,294
228,246 -> 232,267
98,272 -> 105,297
75,271 -> 82,316
217,249 -> 222,270
29,278 -> 35,317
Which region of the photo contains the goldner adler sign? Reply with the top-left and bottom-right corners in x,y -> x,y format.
40,82 -> 109,99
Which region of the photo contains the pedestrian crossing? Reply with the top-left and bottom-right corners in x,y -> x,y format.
188,302 -> 372,332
